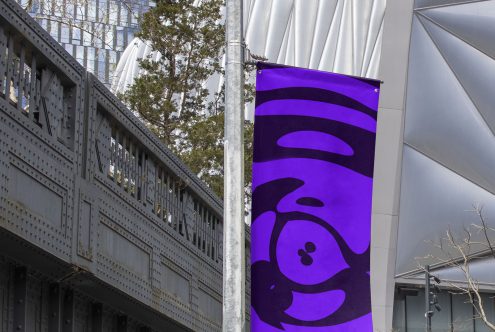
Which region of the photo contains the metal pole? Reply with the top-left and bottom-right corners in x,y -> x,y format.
223,0 -> 245,330
425,265 -> 432,332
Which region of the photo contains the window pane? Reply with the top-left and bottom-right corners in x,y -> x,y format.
64,43 -> 73,55
87,47 -> 95,62
72,27 -> 81,43
116,27 -> 124,50
75,3 -> 85,20
88,1 -> 96,20
127,29 -> 134,43
55,25 -> 61,42
65,2 -> 74,18
97,49 -> 106,80
76,45 -> 84,62
61,25 -> 69,43
120,4 -> 128,25
39,0 -> 46,14
87,47 -> 96,74
53,0 -> 62,16
109,1 -> 118,24
83,30 -> 92,46
405,290 -> 452,332
29,0 -> 40,13
452,294 -> 474,332
131,4 -> 138,25
475,294 -> 495,332
99,0 -> 107,18
105,26 -> 114,49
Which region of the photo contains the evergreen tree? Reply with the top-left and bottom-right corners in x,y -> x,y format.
122,0 -> 253,202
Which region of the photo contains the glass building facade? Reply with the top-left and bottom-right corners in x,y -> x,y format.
19,0 -> 152,86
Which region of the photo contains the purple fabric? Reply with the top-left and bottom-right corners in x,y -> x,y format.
251,63 -> 380,331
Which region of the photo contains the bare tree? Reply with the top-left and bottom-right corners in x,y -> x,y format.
422,204 -> 495,331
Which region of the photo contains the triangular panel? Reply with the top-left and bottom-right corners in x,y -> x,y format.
436,256 -> 495,284
414,0 -> 482,10
352,0 -> 373,74
294,0 -> 318,68
265,0 -> 294,61
319,0 -> 345,71
284,12 -> 295,66
413,256 -> 495,285
421,1 -> 495,58
333,0 -> 354,74
419,15 -> 495,134
404,17 -> 495,195
362,0 -> 385,76
244,0 -> 273,56
276,12 -> 291,64
435,257 -> 495,284
396,147 -> 495,274
365,20 -> 383,79
308,0 -> 337,69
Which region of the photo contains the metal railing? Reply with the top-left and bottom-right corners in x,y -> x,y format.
0,0 -> 247,329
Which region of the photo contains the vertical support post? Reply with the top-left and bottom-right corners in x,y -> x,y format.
223,0 -> 245,330
5,35 -> 14,100
91,303 -> 103,332
13,267 -> 27,332
425,265 -> 431,332
62,289 -> 74,332
0,26 -> 7,96
48,283 -> 61,332
29,55 -> 37,121
17,45 -> 25,111
117,315 -> 128,332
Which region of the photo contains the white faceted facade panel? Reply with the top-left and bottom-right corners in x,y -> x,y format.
396,0 -> 495,278
112,0 -> 385,96
244,0 -> 385,78
419,256 -> 495,289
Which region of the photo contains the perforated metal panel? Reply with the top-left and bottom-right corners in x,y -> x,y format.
0,0 -> 254,329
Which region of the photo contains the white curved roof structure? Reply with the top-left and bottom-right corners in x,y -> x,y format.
112,0 -> 386,96
112,38 -> 161,94
243,0 -> 385,77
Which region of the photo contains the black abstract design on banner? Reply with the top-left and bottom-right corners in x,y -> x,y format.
251,75 -> 378,330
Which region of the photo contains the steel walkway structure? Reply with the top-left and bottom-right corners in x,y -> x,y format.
0,0 -> 250,330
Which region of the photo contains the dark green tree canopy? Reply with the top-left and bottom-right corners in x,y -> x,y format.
124,0 -> 224,144
123,0 -> 253,202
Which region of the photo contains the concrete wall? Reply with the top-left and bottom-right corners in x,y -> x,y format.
371,0 -> 415,331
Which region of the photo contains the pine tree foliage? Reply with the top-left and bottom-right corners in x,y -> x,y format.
123,0 -> 224,145
122,0 -> 254,201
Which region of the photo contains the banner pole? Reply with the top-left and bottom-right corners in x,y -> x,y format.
223,0 -> 245,330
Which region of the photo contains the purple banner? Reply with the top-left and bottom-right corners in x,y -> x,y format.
251,63 -> 380,331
